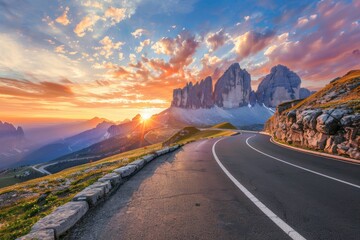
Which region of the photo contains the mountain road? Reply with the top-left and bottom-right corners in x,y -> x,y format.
64,133 -> 360,240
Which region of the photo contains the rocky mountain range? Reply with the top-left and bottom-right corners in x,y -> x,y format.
0,121 -> 24,139
0,121 -> 26,170
171,63 -> 311,110
214,63 -> 251,108
265,70 -> 360,160
256,65 -> 301,107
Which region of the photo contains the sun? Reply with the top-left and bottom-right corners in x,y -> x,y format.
141,112 -> 152,121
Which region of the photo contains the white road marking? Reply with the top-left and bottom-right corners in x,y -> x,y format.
246,135 -> 360,190
212,138 -> 306,240
269,137 -> 360,166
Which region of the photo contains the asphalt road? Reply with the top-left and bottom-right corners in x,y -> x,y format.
64,133 -> 360,240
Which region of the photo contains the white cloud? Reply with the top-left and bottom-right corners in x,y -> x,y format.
131,28 -> 148,38
82,1 -> 103,9
135,39 -> 151,53
0,34 -> 87,80
118,53 -> 124,61
95,36 -> 125,59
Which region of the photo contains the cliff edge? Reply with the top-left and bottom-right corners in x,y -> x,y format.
265,70 -> 360,160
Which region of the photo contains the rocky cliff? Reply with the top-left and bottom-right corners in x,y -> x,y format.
0,121 -> 24,138
265,70 -> 360,160
171,63 -> 311,110
172,76 -> 213,109
214,63 -> 251,108
256,65 -> 302,108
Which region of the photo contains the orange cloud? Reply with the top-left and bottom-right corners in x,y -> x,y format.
105,7 -> 126,25
55,45 -> 65,53
0,78 -> 73,99
95,36 -> 125,59
55,6 -> 71,26
74,15 -> 100,37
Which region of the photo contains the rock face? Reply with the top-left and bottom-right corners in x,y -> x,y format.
299,88 -> 312,99
172,76 -> 214,109
0,121 -> 24,138
170,63 -> 308,110
256,65 -> 301,107
265,70 -> 360,160
214,63 -> 251,108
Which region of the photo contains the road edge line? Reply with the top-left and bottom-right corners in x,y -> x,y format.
212,138 -> 306,240
246,136 -> 360,189
268,137 -> 360,165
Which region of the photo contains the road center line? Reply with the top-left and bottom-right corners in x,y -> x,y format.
246,135 -> 360,190
212,138 -> 306,240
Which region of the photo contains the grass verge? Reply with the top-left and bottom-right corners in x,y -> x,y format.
0,128 -> 234,240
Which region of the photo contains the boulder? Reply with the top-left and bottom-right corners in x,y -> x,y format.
73,186 -> 105,206
113,165 -> 137,178
316,113 -> 339,135
31,201 -> 88,238
142,154 -> 156,163
90,180 -> 112,194
17,229 -> 55,240
98,172 -> 123,187
129,158 -> 146,170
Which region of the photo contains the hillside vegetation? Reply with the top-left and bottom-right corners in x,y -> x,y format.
288,70 -> 360,113
0,127 -> 235,240
163,127 -> 234,146
211,122 -> 237,129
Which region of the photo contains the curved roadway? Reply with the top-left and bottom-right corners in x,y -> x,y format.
64,133 -> 360,240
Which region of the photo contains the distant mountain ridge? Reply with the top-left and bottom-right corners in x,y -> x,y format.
0,121 -> 26,170
0,121 -> 24,139
19,120 -> 114,166
167,63 -> 312,127
171,63 -> 311,110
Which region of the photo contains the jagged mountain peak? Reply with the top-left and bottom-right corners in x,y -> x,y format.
214,63 -> 251,108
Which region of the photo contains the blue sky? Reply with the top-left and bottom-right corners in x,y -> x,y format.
0,0 -> 359,121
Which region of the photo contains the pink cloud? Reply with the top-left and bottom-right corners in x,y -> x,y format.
232,30 -> 275,59
264,0 -> 360,81
205,28 -> 230,52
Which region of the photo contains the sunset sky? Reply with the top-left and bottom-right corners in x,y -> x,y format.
0,0 -> 359,122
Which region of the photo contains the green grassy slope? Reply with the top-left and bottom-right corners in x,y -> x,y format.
211,122 -> 237,130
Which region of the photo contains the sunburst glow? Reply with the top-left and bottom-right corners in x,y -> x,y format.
141,112 -> 152,121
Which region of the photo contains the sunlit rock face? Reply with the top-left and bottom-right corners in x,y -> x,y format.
265,70 -> 360,160
171,76 -> 214,109
214,63 -> 251,108
256,65 -> 301,108
171,63 -> 308,110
